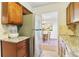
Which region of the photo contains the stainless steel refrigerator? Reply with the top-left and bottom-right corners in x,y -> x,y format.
34,15 -> 42,57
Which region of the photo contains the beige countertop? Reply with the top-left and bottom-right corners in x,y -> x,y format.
0,36 -> 30,43
60,36 -> 79,57
63,39 -> 79,56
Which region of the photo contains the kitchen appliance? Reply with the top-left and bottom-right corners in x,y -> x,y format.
8,25 -> 19,38
34,15 -> 42,56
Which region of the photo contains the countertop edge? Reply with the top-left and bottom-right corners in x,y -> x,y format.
0,36 -> 30,43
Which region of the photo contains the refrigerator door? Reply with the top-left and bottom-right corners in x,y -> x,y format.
35,15 -> 42,57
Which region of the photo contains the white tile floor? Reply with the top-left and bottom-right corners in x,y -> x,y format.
40,39 -> 59,57
40,50 -> 59,57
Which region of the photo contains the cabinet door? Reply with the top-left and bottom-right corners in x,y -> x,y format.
2,2 -> 9,24
2,2 -> 22,25
8,2 -> 22,25
17,39 -> 29,57
69,3 -> 74,24
73,3 -> 79,22
66,3 -> 74,24
66,3 -> 76,31
2,41 -> 16,57
66,5 -> 70,24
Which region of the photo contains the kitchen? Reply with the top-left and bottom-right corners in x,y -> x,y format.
0,2 -> 79,57
0,2 -> 34,57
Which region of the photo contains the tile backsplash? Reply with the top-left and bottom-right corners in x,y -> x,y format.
8,25 -> 18,34
2,25 -> 18,34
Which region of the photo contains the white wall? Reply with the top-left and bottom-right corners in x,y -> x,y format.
50,24 -> 58,39
19,2 -> 33,12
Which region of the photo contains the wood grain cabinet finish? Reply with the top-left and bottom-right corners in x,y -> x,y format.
66,3 -> 76,31
2,2 -> 23,25
16,39 -> 29,57
73,3 -> 79,23
66,2 -> 79,24
66,3 -> 74,25
69,3 -> 74,24
66,4 -> 70,25
2,41 -> 17,57
1,39 -> 29,57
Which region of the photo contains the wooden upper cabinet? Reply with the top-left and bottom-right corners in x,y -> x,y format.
8,2 -> 23,25
66,3 -> 74,25
66,3 -> 77,31
73,3 -> 79,23
2,2 -> 23,25
22,7 -> 32,15
66,2 -> 79,25
66,4 -> 70,25
69,3 -> 74,24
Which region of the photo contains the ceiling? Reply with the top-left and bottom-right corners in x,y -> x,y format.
42,12 -> 57,19
27,2 -> 54,8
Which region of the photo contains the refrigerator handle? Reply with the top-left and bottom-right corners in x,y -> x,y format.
32,29 -> 42,31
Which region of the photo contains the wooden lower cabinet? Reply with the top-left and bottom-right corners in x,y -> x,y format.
16,39 -> 29,57
1,39 -> 29,57
2,41 -> 17,57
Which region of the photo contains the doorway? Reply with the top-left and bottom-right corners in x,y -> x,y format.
42,12 -> 58,41
40,11 -> 59,57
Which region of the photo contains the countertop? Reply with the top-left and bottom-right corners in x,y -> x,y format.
0,36 -> 30,43
60,37 -> 79,57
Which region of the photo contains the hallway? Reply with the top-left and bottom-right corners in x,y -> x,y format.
34,11 -> 59,57
40,39 -> 59,57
